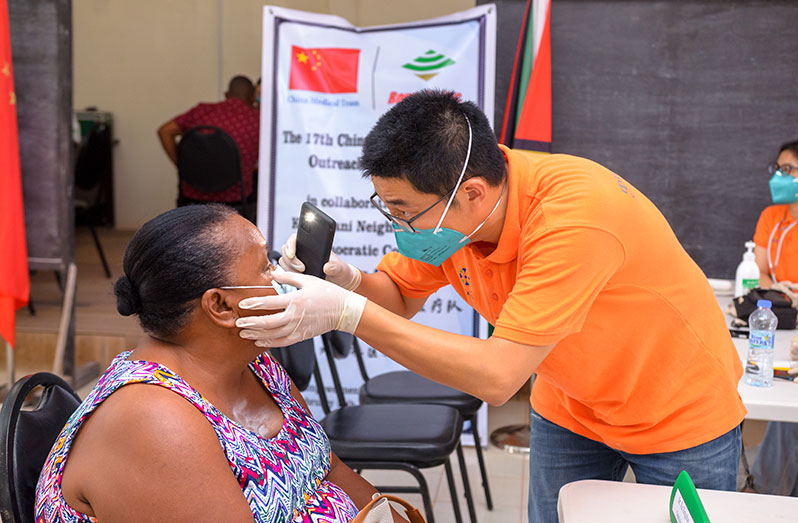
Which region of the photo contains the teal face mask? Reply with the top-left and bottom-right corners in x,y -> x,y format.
769,170 -> 798,204
393,115 -> 506,266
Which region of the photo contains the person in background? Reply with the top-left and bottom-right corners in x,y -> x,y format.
157,75 -> 259,206
754,140 -> 798,290
748,139 -> 798,497
254,77 -> 261,110
35,205 -> 382,522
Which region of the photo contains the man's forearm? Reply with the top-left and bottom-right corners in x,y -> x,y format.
355,271 -> 418,318
354,300 -> 553,405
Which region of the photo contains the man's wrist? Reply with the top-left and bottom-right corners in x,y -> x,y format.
345,264 -> 362,291
336,291 -> 367,333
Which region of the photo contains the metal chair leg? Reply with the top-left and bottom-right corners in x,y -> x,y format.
345,460 -> 436,523
739,421 -> 756,491
88,223 -> 112,278
444,458 -> 464,523
468,413 -> 493,509
403,464 -> 435,523
456,443 -> 478,523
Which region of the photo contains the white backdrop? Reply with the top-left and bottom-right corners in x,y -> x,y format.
258,5 -> 496,445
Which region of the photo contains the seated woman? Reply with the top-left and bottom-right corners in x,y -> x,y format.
754,140 -> 798,288
749,139 -> 798,496
35,205 -> 375,521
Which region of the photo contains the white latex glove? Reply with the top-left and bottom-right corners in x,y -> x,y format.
279,233 -> 362,290
235,270 -> 367,348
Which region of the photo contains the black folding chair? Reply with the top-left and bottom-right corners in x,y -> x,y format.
0,372 -> 81,523
177,125 -> 255,222
271,334 -> 476,523
74,121 -> 113,278
353,337 -> 493,511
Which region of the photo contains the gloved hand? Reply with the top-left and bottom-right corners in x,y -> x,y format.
235,269 -> 367,348
279,233 -> 362,291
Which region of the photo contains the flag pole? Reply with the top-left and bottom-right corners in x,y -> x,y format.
5,339 -> 14,386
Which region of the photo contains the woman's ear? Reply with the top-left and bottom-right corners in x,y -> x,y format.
200,289 -> 237,329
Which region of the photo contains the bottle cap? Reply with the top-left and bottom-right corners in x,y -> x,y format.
757,299 -> 772,308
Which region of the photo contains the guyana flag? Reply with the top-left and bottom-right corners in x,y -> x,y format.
499,0 -> 551,154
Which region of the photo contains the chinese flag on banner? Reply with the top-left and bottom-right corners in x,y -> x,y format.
0,0 -> 29,348
289,46 -> 360,94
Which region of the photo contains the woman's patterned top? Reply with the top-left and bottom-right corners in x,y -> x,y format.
35,351 -> 358,522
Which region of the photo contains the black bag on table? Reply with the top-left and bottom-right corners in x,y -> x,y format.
732,288 -> 797,329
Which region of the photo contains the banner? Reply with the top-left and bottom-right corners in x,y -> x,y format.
259,5 -> 496,444
0,0 -> 29,348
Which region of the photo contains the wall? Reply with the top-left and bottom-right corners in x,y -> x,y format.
73,0 -> 475,229
547,1 -> 798,279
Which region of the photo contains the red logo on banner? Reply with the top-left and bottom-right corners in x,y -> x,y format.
289,46 -> 360,94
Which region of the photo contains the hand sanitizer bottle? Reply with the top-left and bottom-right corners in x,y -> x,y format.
734,241 -> 760,297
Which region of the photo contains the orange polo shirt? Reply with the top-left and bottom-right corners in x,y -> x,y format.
377,146 -> 745,454
753,205 -> 798,283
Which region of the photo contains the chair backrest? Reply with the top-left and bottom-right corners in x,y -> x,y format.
270,339 -> 317,392
74,122 -> 112,193
177,125 -> 243,196
351,336 -> 372,383
320,332 -> 359,409
0,373 -> 81,523
270,339 -> 333,415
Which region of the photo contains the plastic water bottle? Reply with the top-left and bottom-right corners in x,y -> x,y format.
745,299 -> 778,387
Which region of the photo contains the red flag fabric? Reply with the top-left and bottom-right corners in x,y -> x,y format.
0,0 -> 29,348
289,46 -> 360,94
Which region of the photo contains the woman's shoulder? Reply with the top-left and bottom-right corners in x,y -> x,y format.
758,204 -> 790,222
251,351 -> 292,394
59,382 -> 255,522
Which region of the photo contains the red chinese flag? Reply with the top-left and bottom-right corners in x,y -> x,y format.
0,0 -> 29,348
289,46 -> 360,94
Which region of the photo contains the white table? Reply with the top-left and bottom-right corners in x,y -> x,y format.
558,479 -> 798,522
714,290 -> 798,422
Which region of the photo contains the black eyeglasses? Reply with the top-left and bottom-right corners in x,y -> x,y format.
769,162 -> 798,176
369,189 -> 454,233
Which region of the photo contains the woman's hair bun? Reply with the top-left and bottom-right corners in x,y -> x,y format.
114,275 -> 142,316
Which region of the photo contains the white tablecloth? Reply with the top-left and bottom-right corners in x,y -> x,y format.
558,479 -> 798,522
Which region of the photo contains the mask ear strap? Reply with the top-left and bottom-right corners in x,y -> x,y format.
434,113 -> 473,234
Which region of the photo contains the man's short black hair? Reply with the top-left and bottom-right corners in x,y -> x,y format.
360,90 -> 506,196
779,140 -> 798,158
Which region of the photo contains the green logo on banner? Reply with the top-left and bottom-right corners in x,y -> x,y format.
402,50 -> 455,81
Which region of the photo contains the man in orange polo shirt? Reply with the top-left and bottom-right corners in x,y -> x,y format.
235,90 -> 746,522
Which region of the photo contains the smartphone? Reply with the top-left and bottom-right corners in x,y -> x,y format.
295,201 -> 336,279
